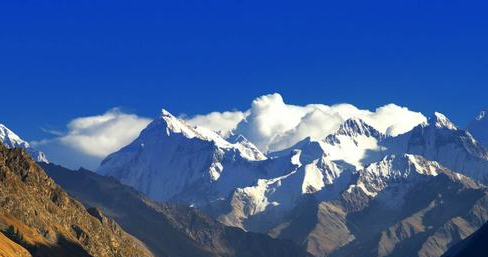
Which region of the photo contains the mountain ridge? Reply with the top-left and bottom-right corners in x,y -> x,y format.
42,162 -> 313,257
0,123 -> 48,163
0,144 -> 153,257
95,109 -> 488,257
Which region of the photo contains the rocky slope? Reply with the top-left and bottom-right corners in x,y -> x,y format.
41,163 -> 312,257
0,144 -> 153,257
270,155 -> 488,257
0,232 -> 32,257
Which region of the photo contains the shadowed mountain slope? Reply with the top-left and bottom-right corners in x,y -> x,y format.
41,163 -> 312,257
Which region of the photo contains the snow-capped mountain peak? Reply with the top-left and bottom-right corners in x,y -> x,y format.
353,154 -> 442,197
396,111 -> 488,184
98,108 -> 270,202
160,108 -> 207,138
335,118 -> 383,138
270,136 -> 327,160
429,112 -> 458,130
320,119 -> 386,168
160,108 -> 224,143
0,123 -> 48,163
285,137 -> 328,165
158,108 -> 266,160
161,108 -> 172,116
403,154 -> 442,176
228,134 -> 267,161
0,124 -> 26,148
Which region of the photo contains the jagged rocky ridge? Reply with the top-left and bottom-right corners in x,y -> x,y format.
97,109 -> 488,257
97,109 -> 269,205
272,154 -> 488,257
0,144 -> 153,257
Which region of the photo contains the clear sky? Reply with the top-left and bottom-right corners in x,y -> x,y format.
1,0 -> 488,143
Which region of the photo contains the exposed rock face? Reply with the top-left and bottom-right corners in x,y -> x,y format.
269,156 -> 488,257
41,163 -> 313,257
0,145 -> 153,257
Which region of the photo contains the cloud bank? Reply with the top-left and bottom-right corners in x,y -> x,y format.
186,93 -> 427,152
184,111 -> 247,137
35,93 -> 426,169
34,108 -> 151,169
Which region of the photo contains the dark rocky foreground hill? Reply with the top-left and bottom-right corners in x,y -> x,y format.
41,163 -> 313,257
0,145 -> 153,257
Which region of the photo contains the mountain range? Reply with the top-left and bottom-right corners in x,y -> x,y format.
2,106 -> 488,257
40,163 -> 311,257
97,108 -> 488,257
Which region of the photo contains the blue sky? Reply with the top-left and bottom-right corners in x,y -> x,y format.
1,0 -> 488,147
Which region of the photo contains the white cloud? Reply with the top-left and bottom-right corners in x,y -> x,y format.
33,93 -> 426,169
233,93 -> 314,151
34,108 -> 151,169
361,104 -> 427,136
185,111 -> 246,137
186,93 -> 426,153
